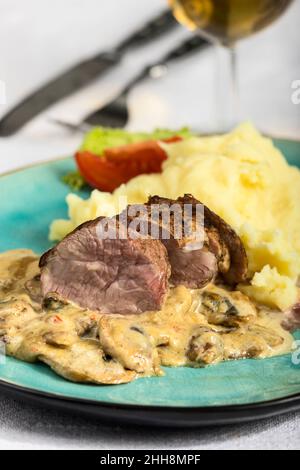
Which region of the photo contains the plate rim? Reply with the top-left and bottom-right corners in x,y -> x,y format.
0,154 -> 70,178
1,375 -> 300,411
0,376 -> 300,427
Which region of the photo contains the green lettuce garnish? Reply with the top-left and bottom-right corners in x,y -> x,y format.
80,127 -> 191,156
62,171 -> 87,191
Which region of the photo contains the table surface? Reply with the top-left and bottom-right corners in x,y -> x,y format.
0,0 -> 299,450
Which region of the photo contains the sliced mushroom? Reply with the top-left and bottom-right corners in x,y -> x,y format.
39,339 -> 136,384
75,314 -> 99,339
247,324 -> 284,348
222,324 -> 284,360
43,331 -> 75,349
201,292 -> 239,327
25,274 -> 42,304
99,315 -> 161,375
43,293 -> 69,311
0,299 -> 40,353
187,327 -> 225,365
200,288 -> 257,327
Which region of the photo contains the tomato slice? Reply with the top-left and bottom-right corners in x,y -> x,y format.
75,136 -> 181,192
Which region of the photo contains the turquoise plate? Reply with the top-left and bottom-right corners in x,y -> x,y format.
0,138 -> 300,427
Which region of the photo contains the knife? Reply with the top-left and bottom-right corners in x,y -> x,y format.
51,35 -> 210,131
0,10 -> 177,137
84,35 -> 210,128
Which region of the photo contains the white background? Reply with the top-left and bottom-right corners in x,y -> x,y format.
0,0 -> 299,450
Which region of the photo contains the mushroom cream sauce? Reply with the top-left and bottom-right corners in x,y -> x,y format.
0,249 -> 293,385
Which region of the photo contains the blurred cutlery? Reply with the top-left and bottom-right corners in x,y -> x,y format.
53,35 -> 210,131
0,10 -> 177,137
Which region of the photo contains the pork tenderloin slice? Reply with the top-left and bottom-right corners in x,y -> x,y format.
145,194 -> 248,288
127,195 -> 215,288
165,239 -> 217,288
40,218 -> 170,315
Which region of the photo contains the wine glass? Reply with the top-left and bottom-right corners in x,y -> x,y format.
168,0 -> 294,132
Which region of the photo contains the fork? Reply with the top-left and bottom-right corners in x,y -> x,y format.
53,35 -> 209,131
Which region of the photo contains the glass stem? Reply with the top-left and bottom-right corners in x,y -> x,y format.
214,43 -> 239,133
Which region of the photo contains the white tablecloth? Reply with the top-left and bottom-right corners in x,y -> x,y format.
0,397 -> 299,450
0,0 -> 299,450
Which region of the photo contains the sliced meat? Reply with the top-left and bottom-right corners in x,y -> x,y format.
40,218 -> 170,315
282,302 -> 300,332
143,194 -> 248,288
40,194 -> 247,312
166,243 -> 217,288
126,195 -> 216,288
198,198 -> 248,285
177,194 -> 248,284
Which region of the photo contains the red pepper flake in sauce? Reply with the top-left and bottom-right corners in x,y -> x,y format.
52,315 -> 63,324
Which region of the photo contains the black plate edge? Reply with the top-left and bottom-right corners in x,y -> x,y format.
0,378 -> 300,428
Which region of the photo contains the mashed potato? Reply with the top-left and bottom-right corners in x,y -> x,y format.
50,123 -> 300,311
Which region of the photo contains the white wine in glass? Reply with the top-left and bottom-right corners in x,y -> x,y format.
168,0 -> 294,130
